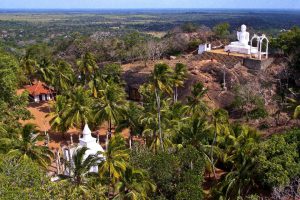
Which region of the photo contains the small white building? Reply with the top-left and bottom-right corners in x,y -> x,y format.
25,81 -> 56,103
63,124 -> 105,175
198,43 -> 211,54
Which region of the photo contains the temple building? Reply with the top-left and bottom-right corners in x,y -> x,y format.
62,124 -> 105,175
25,81 -> 56,103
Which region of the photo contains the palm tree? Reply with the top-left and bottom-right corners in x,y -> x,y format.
63,86 -> 94,130
20,57 -> 38,85
77,52 -> 98,84
51,60 -> 75,93
150,63 -> 174,150
0,123 -> 53,169
141,98 -> 173,153
177,116 -> 216,176
172,63 -> 187,103
94,81 -> 127,145
98,134 -> 130,199
217,156 -> 257,200
116,102 -> 144,149
165,101 -> 189,135
187,82 -> 209,116
37,57 -> 54,84
48,95 -> 69,133
114,167 -> 156,200
138,88 -> 176,153
60,147 -> 105,199
222,124 -> 261,167
89,71 -> 105,98
67,147 -> 101,186
210,109 -> 230,179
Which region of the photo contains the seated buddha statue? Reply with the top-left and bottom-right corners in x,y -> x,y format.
224,24 -> 252,54
231,24 -> 250,46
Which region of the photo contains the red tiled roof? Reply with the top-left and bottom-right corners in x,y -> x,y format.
25,81 -> 54,96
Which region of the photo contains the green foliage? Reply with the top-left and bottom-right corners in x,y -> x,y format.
51,60 -> 75,92
114,166 -> 156,200
50,180 -> 107,200
272,26 -> 300,70
99,134 -> 130,184
294,105 -> 300,119
187,82 -> 209,116
0,157 -> 52,199
231,84 -> 267,120
0,156 -> 106,200
255,135 -> 300,188
0,50 -> 31,129
25,44 -> 52,65
116,102 -> 145,137
213,22 -> 230,39
151,63 -> 174,95
100,63 -> 122,84
93,81 -> 127,132
215,155 -> 257,200
61,86 -> 94,129
0,123 -> 53,168
176,116 -> 212,149
77,52 -> 98,83
187,38 -> 203,50
181,22 -> 198,33
284,128 -> 300,161
69,147 -> 100,185
248,107 -> 268,120
213,124 -> 260,199
130,146 -> 205,199
175,146 -> 205,200
245,194 -> 260,200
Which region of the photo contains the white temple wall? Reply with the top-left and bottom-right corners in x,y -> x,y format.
34,95 -> 40,102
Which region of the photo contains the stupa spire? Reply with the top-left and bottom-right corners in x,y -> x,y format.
82,124 -> 92,136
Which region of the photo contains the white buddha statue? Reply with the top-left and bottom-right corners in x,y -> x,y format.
232,24 -> 249,46
225,24 -> 253,54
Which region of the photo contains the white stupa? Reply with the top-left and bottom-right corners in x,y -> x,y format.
63,124 -> 105,174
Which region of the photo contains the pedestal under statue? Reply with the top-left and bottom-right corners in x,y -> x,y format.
225,24 -> 257,55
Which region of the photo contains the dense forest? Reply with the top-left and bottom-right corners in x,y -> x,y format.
0,10 -> 300,200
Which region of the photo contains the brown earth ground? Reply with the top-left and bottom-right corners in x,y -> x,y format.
19,101 -> 130,151
122,54 -> 299,136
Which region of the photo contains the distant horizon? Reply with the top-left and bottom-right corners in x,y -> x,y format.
1,0 -> 299,10
0,8 -> 300,12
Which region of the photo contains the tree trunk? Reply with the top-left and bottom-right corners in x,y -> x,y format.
129,135 -> 132,149
108,165 -> 111,199
210,122 -> 217,179
173,87 -> 176,103
155,88 -> 164,151
106,120 -> 112,150
176,87 -> 178,102
70,134 -> 73,145
106,132 -> 109,150
109,120 -> 112,137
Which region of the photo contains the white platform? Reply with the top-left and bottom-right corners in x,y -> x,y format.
224,45 -> 258,55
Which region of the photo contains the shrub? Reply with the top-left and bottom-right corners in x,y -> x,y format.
130,145 -> 205,199
248,107 -> 268,119
255,135 -> 300,188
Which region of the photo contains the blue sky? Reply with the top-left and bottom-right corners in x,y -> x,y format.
1,0 -> 300,9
